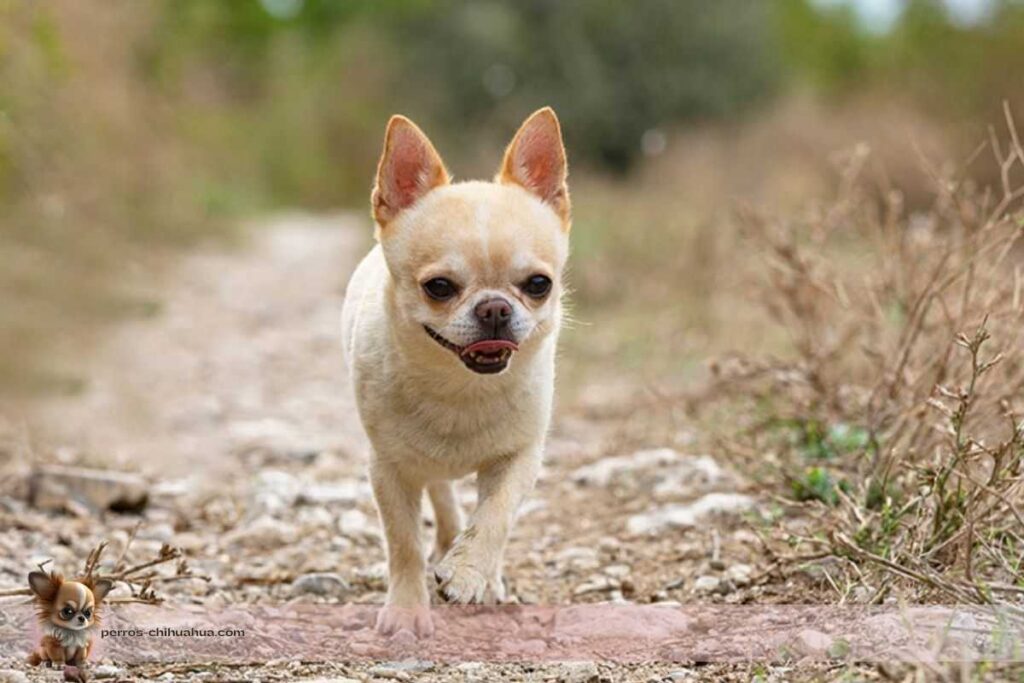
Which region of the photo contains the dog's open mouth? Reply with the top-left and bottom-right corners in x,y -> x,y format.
425,326 -> 518,374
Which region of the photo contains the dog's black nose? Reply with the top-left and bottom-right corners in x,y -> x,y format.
474,297 -> 512,332
77,615 -> 85,623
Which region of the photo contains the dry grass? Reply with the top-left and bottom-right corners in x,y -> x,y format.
701,104 -> 1024,605
557,94 -> 967,401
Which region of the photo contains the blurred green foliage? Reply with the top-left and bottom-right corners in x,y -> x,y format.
777,0 -> 1024,117
4,0 -> 1024,394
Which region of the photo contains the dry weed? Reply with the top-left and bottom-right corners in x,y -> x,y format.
707,104 -> 1024,605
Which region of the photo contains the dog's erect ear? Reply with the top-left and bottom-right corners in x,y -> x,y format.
91,578 -> 114,603
28,571 -> 59,601
498,107 -> 570,222
372,115 -> 449,227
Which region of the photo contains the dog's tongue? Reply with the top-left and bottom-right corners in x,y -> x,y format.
461,339 -> 519,356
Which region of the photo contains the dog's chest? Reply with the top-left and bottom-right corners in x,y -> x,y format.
379,378 -> 546,473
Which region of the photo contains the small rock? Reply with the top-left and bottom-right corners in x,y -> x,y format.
138,522 -> 175,543
297,480 -> 368,506
291,572 -> 351,598
693,575 -> 721,594
353,561 -> 387,588
795,629 -> 833,657
726,564 -> 753,587
573,576 -> 619,596
556,546 -> 600,571
850,585 -> 872,603
173,531 -> 207,553
666,670 -> 696,682
571,448 -> 683,486
229,418 -> 320,462
0,670 -> 29,683
454,663 -> 486,682
338,509 -> 376,539
297,506 -> 335,527
368,659 -> 433,680
555,660 -> 599,683
603,563 -> 631,578
224,515 -> 298,549
92,664 -> 126,679
626,493 -> 756,535
652,455 -> 728,499
254,469 -> 300,511
28,465 -> 148,513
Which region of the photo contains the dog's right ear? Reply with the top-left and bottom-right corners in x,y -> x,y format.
371,115 -> 449,227
28,571 -> 59,601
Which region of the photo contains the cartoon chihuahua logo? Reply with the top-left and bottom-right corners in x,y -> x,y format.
26,570 -> 113,667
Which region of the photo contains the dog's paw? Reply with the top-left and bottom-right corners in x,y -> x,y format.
375,604 -> 434,638
434,556 -> 505,604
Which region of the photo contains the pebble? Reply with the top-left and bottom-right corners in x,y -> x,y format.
554,660 -> 599,683
254,469 -> 301,510
603,563 -> 631,578
795,628 -> 833,657
223,515 -> 299,549
726,563 -> 753,587
92,665 -> 127,679
573,575 -> 619,596
556,546 -> 600,571
571,448 -> 683,486
454,662 -> 486,683
291,572 -> 351,598
626,493 -> 756,535
297,480 -> 368,506
338,509 -> 376,540
693,575 -> 721,594
367,660 -> 433,679
665,670 -> 696,682
353,561 -> 388,588
27,465 -> 149,514
297,506 -> 335,528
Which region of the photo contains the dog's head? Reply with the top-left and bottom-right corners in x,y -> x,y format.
28,571 -> 113,631
372,108 -> 570,375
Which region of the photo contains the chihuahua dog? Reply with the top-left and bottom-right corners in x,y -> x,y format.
26,571 -> 113,666
341,107 -> 570,636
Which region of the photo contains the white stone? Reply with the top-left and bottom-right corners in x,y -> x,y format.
555,660 -> 599,683
726,564 -> 753,587
571,448 -> 683,486
693,575 -> 721,594
626,493 -> 755,535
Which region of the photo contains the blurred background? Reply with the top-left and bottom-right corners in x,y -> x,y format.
2,0 -> 1024,400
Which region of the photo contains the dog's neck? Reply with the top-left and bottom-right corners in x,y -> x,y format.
45,622 -> 93,650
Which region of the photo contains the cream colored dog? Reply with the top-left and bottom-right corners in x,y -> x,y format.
341,108 -> 570,637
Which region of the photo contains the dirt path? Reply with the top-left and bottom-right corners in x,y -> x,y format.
1,215 -> 784,682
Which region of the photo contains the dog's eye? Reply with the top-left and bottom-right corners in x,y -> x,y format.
422,277 -> 458,301
60,607 -> 74,619
81,608 -> 92,619
522,274 -> 552,299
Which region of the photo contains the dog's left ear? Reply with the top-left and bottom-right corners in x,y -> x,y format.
498,107 -> 570,223
91,579 -> 113,603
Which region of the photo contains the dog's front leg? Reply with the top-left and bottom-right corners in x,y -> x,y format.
434,447 -> 541,604
370,459 -> 433,637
